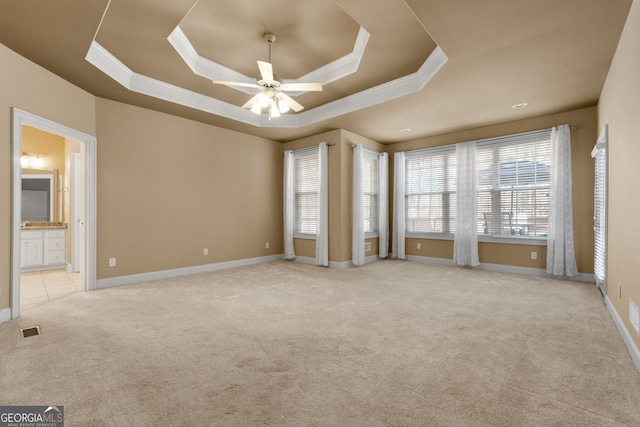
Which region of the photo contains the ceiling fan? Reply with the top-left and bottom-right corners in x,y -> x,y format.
211,33 -> 323,118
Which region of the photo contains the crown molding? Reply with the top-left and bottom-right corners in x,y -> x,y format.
167,25 -> 370,96
85,40 -> 447,129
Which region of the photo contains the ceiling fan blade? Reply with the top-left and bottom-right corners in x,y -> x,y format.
241,93 -> 263,109
212,79 -> 259,89
280,82 -> 323,92
278,93 -> 304,112
257,60 -> 274,83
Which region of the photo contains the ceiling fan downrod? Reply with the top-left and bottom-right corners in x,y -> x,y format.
264,33 -> 276,63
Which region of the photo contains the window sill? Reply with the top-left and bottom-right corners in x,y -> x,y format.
406,232 -> 547,246
365,232 -> 379,239
294,233 -> 316,240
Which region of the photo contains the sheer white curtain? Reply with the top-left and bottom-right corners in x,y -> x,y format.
283,150 -> 295,260
378,153 -> 389,258
453,141 -> 479,266
547,124 -> 578,277
352,144 -> 365,266
316,142 -> 329,266
392,152 -> 406,259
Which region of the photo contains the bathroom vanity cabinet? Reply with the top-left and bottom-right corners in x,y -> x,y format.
21,228 -> 67,271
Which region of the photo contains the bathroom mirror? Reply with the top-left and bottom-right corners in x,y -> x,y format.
22,174 -> 54,222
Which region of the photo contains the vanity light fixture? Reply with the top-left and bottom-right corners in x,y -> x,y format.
21,154 -> 45,168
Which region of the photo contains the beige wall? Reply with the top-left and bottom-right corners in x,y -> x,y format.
386,107 -> 597,273
0,43 -> 96,311
95,98 -> 283,278
598,0 -> 640,350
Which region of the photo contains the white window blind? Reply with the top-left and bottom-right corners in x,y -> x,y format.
405,147 -> 457,234
294,150 -> 319,235
362,152 -> 379,233
592,137 -> 607,288
476,130 -> 551,238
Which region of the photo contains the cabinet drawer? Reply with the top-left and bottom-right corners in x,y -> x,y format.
45,250 -> 66,265
22,230 -> 44,239
46,237 -> 66,251
45,229 -> 66,239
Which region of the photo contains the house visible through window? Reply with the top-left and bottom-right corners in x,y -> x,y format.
294,150 -> 319,235
362,152 -> 379,234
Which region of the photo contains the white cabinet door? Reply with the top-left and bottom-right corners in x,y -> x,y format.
21,239 -> 44,267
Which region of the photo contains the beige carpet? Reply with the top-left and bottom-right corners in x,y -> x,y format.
1,260 -> 639,426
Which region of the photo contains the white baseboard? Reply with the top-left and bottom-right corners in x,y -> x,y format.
292,254 -> 382,269
605,295 -> 640,374
96,254 -> 284,290
0,307 -> 12,324
406,255 -> 595,283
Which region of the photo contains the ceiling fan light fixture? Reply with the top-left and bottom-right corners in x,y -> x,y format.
258,92 -> 270,108
250,103 -> 262,115
277,96 -> 290,113
211,32 -> 322,117
269,102 -> 281,118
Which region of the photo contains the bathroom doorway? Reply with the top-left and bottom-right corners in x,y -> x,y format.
11,108 -> 97,319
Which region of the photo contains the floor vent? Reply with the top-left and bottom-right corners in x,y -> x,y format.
20,326 -> 41,338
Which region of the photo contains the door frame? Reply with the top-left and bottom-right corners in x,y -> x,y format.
11,108 -> 97,319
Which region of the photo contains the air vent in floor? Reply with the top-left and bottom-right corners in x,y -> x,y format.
20,326 -> 41,338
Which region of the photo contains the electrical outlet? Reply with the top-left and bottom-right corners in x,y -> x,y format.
629,299 -> 640,334
108,258 -> 116,267
531,251 -> 537,260
203,248 -> 208,255
265,242 -> 269,249
417,243 -> 422,249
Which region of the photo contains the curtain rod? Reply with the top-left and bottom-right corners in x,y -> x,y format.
283,142 -> 335,156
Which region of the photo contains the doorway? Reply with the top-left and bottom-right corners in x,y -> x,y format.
11,108 -> 97,319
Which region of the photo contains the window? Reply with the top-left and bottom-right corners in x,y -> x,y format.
294,150 -> 319,235
405,147 -> 457,234
476,130 -> 551,238
401,128 -> 552,240
592,126 -> 607,291
362,152 -> 379,234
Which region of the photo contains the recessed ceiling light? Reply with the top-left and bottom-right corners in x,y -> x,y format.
400,128 -> 412,133
512,102 -> 528,109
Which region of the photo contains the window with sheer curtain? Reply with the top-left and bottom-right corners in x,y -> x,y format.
402,129 -> 552,241
405,147 -> 457,235
294,150 -> 319,236
362,152 -> 379,234
476,130 -> 551,238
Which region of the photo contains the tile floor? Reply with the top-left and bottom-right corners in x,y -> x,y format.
20,269 -> 81,311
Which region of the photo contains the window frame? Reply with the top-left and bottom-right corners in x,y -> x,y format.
404,145 -> 457,239
476,130 -> 551,244
403,129 -> 552,245
293,147 -> 319,240
361,149 -> 380,238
